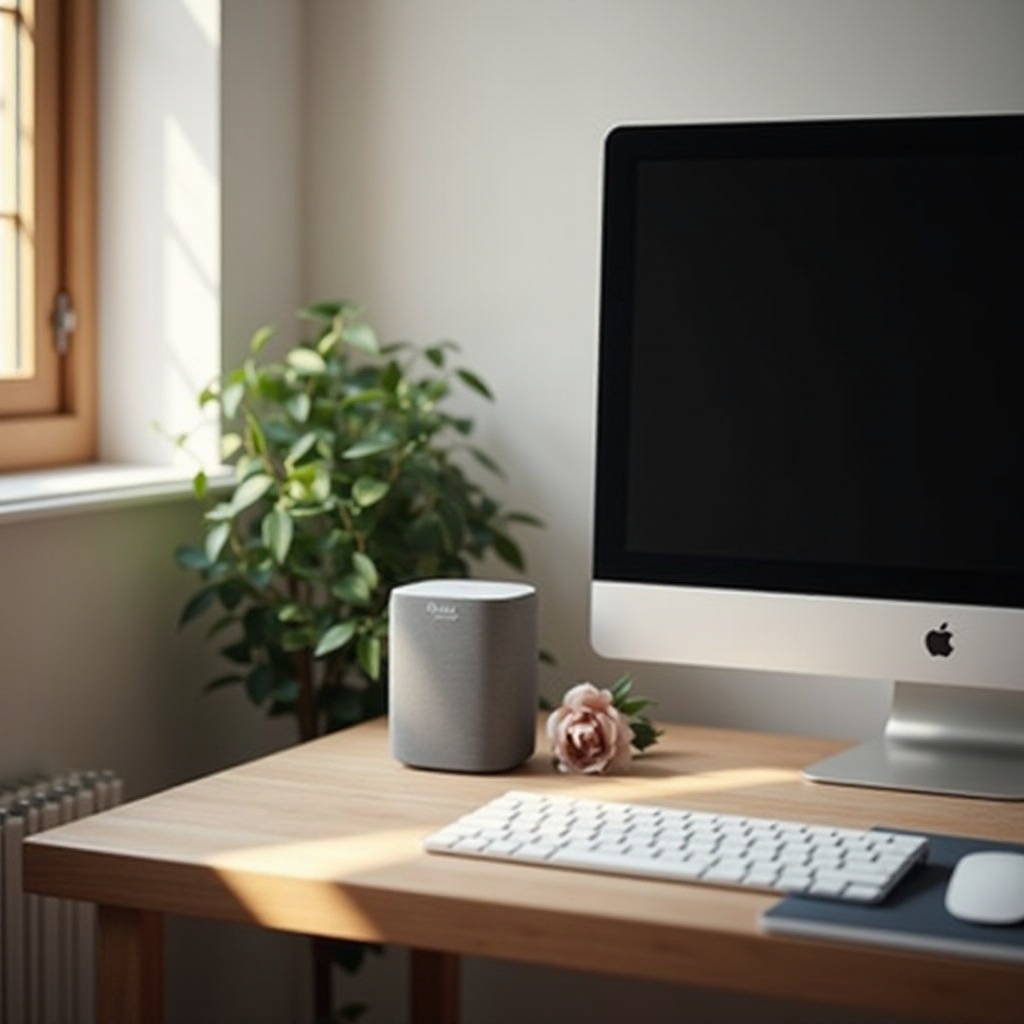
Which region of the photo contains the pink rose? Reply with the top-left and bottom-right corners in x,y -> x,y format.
546,683 -> 634,774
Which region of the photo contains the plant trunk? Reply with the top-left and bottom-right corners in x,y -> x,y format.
295,648 -> 319,743
312,935 -> 333,1023
293,649 -> 331,1020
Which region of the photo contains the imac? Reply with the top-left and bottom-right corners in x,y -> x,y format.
590,113 -> 1024,800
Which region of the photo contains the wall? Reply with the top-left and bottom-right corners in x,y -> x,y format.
300,1 -> 1024,1021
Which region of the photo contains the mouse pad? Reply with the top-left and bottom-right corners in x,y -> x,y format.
761,829 -> 1024,965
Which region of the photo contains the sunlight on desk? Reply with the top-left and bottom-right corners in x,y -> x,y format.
551,766 -> 800,804
207,827 -> 426,931
200,766 -> 797,929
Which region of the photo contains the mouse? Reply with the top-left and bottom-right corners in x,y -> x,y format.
944,850 -> 1024,926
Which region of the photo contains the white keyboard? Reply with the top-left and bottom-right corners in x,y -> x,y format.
424,790 -> 929,904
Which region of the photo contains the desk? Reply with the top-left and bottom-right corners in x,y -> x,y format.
23,718 -> 1024,1023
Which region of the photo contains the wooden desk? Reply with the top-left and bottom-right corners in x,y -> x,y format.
23,718 -> 1024,1023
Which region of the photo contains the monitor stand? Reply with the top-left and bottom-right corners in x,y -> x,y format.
802,681 -> 1024,801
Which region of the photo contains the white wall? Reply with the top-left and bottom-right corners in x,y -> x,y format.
99,0 -> 222,466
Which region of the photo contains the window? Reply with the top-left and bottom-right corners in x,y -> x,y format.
0,0 -> 96,472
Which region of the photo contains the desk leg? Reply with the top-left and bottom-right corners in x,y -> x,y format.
97,905 -> 165,1024
409,948 -> 459,1024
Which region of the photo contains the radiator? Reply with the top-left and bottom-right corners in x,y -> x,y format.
1,771 -> 123,1024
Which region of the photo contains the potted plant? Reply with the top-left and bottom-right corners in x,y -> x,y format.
173,301 -> 540,1021
174,300 -> 540,744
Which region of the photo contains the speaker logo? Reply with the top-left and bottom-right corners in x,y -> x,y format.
426,600 -> 460,623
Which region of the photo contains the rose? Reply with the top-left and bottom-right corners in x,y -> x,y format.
545,676 -> 662,775
546,683 -> 635,774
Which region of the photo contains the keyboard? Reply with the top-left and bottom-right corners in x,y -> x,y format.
424,790 -> 929,904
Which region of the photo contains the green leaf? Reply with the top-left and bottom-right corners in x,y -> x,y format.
352,476 -> 389,508
271,676 -> 300,704
178,586 -> 217,627
611,675 -> 633,703
422,379 -> 449,405
245,664 -> 274,705
220,432 -> 243,461
508,510 -> 544,528
286,347 -> 327,375
250,325 -> 275,354
357,634 -> 382,680
469,447 -> 504,477
204,674 -> 243,693
341,388 -> 387,410
342,321 -> 379,355
406,513 -> 444,553
230,473 -> 274,514
277,602 -> 307,623
331,574 -> 372,607
379,362 -> 402,394
174,545 -> 209,571
244,413 -> 268,457
629,717 -> 663,753
222,381 -> 245,420
436,499 -> 466,553
286,392 -> 312,423
205,521 -> 231,563
193,470 -> 208,500
285,430 -> 320,467
242,606 -> 270,645
262,507 -> 294,564
491,530 -> 524,571
217,580 -> 246,610
205,501 -> 236,523
282,626 -> 315,652
309,465 -> 331,503
220,640 -> 252,664
316,326 -> 343,354
352,551 -> 379,589
314,621 -> 357,657
456,368 -> 493,400
298,300 -> 359,322
243,358 -> 260,392
617,696 -> 656,717
343,430 -> 400,459
246,564 -> 275,590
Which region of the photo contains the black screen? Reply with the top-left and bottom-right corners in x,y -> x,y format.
594,116 -> 1024,608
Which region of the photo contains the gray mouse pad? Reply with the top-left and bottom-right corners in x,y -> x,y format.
761,829 -> 1024,964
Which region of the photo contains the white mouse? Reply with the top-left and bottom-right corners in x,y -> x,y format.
944,851 -> 1024,926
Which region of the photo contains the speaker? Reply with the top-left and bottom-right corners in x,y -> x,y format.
388,579 -> 538,772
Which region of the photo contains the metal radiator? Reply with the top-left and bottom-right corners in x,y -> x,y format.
1,771 -> 122,1024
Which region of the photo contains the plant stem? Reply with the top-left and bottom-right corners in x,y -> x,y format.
312,936 -> 333,1022
295,648 -> 318,743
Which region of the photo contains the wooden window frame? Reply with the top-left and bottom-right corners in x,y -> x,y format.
0,0 -> 96,472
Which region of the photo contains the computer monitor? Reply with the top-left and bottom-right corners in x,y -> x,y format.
590,113 -> 1024,800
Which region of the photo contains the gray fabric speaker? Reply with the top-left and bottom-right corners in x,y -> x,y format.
388,579 -> 538,772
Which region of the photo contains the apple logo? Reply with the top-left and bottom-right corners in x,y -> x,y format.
924,622 -> 954,658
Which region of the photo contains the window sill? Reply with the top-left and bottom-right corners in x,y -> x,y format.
0,463 -> 231,525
